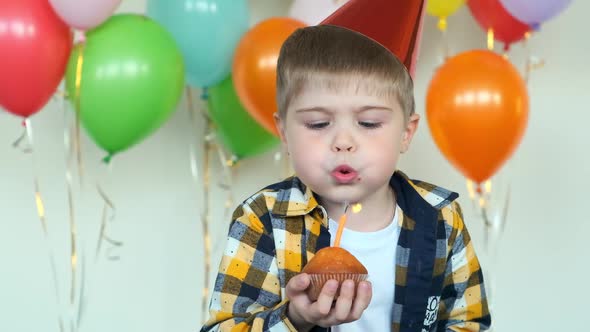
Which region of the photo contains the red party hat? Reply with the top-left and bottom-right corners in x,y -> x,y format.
320,0 -> 426,77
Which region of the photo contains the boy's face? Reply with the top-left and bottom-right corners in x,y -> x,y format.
275,84 -> 419,206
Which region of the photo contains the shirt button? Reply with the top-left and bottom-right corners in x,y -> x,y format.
317,208 -> 325,219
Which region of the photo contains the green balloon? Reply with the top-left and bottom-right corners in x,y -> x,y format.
65,14 -> 185,159
208,76 -> 279,160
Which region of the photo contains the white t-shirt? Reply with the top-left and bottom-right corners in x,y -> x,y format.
328,205 -> 401,332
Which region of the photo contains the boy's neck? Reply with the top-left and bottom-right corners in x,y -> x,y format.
321,184 -> 397,233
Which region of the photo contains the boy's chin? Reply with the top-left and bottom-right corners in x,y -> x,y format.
314,186 -> 369,206
313,180 -> 392,205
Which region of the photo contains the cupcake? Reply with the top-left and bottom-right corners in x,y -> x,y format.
302,246 -> 368,301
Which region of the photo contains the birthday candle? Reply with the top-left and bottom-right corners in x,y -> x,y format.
333,203 -> 361,247
333,213 -> 347,247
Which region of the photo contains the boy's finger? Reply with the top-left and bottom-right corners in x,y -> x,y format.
333,280 -> 355,321
312,280 -> 339,317
286,273 -> 310,297
349,281 -> 372,320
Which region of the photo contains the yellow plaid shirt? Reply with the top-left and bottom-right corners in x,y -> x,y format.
201,171 -> 491,332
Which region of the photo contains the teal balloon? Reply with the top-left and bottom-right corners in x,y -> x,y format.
147,0 -> 249,88
208,76 -> 279,159
65,14 -> 185,159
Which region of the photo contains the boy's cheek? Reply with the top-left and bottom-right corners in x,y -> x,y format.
287,127 -> 318,145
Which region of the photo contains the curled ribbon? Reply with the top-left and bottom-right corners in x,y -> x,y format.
186,87 -> 213,324
522,32 -> 545,84
63,95 -> 82,332
14,119 -> 65,332
96,182 -> 121,261
466,179 -> 510,255
73,39 -> 86,184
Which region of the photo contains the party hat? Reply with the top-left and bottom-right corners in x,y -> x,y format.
320,0 -> 426,77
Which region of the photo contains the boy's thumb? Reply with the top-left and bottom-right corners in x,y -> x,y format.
288,273 -> 310,292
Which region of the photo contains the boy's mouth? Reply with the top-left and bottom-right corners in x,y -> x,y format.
331,165 -> 358,183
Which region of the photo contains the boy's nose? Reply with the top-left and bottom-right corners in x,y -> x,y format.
332,136 -> 356,152
334,145 -> 354,152
331,127 -> 357,152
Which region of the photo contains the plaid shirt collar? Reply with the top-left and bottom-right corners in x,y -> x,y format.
268,176 -> 320,217
270,171 -> 458,218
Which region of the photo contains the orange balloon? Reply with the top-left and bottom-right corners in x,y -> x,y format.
232,17 -> 306,136
426,50 -> 528,184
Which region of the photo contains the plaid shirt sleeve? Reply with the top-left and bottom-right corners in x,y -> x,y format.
200,197 -> 298,332
437,202 -> 491,331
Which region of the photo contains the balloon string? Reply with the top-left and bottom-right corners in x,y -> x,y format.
74,166 -> 119,332
211,139 -> 236,255
523,32 -> 545,84
96,181 -> 121,262
487,28 -> 495,51
73,40 -> 86,185
437,16 -> 447,32
95,155 -> 121,262
213,141 -> 235,216
16,119 -> 66,332
470,180 -> 510,315
213,141 -> 233,191
88,43 -> 123,260
12,122 -> 32,153
524,32 -> 532,83
466,179 -> 510,255
63,93 -> 82,332
201,122 -> 212,327
201,91 -> 236,260
441,18 -> 450,60
74,251 -> 86,332
186,87 -> 213,324
73,163 -> 119,332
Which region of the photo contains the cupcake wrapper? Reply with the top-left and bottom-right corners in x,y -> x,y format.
307,273 -> 368,301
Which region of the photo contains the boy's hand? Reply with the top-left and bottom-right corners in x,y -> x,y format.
285,273 -> 372,331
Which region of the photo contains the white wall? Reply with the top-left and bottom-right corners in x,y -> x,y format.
1,1 -> 587,331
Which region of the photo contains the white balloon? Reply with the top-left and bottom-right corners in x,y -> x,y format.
49,0 -> 121,30
288,0 -> 349,26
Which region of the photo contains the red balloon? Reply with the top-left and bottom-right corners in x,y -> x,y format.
0,0 -> 73,118
426,50 -> 529,184
467,0 -> 530,50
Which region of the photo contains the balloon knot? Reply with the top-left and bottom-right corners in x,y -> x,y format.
475,184 -> 483,195
437,17 -> 447,32
102,154 -> 113,164
79,31 -> 87,44
200,88 -> 209,100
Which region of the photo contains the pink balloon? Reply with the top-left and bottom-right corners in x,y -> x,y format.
49,0 -> 121,30
289,0 -> 349,25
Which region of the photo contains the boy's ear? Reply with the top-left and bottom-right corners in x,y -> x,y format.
401,113 -> 420,153
273,113 -> 288,146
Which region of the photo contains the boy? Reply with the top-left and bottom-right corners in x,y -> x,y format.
202,0 -> 490,331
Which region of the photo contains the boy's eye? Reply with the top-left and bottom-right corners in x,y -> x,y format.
359,121 -> 382,129
305,122 -> 330,130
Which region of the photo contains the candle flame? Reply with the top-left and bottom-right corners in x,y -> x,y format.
352,203 -> 362,213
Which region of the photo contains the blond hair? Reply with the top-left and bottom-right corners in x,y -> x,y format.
276,25 -> 415,120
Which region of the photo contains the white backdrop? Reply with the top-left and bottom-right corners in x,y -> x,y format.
1,1 -> 588,331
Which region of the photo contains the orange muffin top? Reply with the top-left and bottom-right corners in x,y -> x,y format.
302,246 -> 367,274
